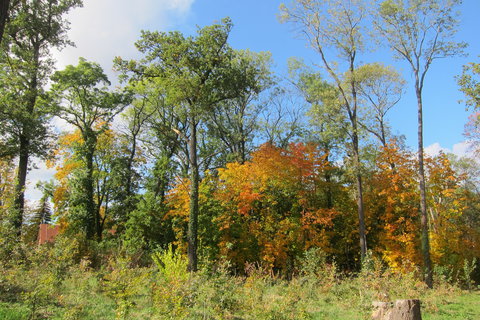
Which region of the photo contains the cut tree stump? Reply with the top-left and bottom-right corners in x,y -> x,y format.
372,299 -> 422,320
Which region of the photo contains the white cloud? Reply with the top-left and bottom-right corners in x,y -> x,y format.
25,1 -> 195,201
452,141 -> 473,158
424,142 -> 445,157
52,0 -> 195,76
425,141 -> 476,159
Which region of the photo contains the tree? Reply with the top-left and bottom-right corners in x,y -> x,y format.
116,18 -> 262,271
457,59 -> 480,154
260,86 -> 307,149
168,142 -> 339,274
375,0 -> 466,287
288,58 -> 347,208
0,0 -> 11,44
0,0 -> 82,236
208,50 -> 273,164
355,63 -> 404,147
457,59 -> 480,110
280,0 -> 370,261
50,58 -> 130,240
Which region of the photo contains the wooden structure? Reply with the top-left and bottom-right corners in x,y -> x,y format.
37,224 -> 60,245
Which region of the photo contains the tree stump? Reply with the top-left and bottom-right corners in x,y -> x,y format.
372,299 -> 422,320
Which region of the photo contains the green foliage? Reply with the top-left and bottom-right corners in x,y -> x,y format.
462,258 -> 477,291
151,245 -> 191,318
299,247 -> 337,287
101,257 -> 150,320
152,245 -> 189,283
458,60 -> 480,110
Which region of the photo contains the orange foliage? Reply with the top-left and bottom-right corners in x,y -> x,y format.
425,153 -> 478,271
366,143 -> 422,271
367,144 -> 478,273
216,143 -> 338,271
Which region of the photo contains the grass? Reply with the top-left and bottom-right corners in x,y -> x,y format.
1,248 -> 479,319
423,291 -> 480,320
0,277 -> 479,319
0,303 -> 29,320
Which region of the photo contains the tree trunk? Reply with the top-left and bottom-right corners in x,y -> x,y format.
0,0 -> 10,44
416,84 -> 433,288
356,168 -> 367,260
12,41 -> 40,237
13,134 -> 29,236
349,52 -> 367,262
324,152 -> 333,209
187,118 -> 199,272
353,129 -> 367,261
85,135 -> 97,240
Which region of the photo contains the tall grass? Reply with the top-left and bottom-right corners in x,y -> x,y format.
0,246 -> 478,319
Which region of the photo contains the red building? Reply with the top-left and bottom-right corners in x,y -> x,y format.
37,224 -> 60,245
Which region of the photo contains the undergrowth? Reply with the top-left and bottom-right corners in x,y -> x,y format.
0,246 -> 478,319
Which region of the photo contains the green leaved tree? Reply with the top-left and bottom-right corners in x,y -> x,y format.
0,0 -> 82,236
51,58 -> 131,240
116,18 -> 265,271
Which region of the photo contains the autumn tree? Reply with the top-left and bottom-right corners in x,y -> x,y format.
288,58 -> 347,208
50,58 -> 131,240
116,18 -> 265,271
366,143 -> 422,270
375,0 -> 467,287
0,0 -> 82,236
280,0 -> 370,261
167,143 -> 342,274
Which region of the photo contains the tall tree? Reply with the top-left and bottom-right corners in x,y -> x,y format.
280,0 -> 370,261
355,63 -> 404,147
51,58 -> 130,240
116,18 -> 261,271
288,58 -> 347,209
208,50 -> 273,164
0,0 -> 82,235
375,0 -> 466,287
0,0 -> 11,44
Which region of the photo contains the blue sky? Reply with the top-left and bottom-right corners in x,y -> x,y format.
53,0 -> 480,152
27,0 -> 479,200
185,0 -> 480,154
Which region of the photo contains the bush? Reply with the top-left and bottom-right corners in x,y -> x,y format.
151,245 -> 191,319
101,257 -> 150,320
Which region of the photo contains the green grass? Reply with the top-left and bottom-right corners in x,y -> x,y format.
0,302 -> 29,320
423,291 -> 480,320
1,287 -> 479,319
1,259 -> 479,319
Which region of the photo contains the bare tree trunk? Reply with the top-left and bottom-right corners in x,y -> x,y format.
187,117 -> 199,272
416,84 -> 433,288
354,140 -> 367,261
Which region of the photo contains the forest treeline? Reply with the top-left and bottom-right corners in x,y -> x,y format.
0,0 -> 480,287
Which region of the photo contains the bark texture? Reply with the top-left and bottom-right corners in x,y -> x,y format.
372,299 -> 422,320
